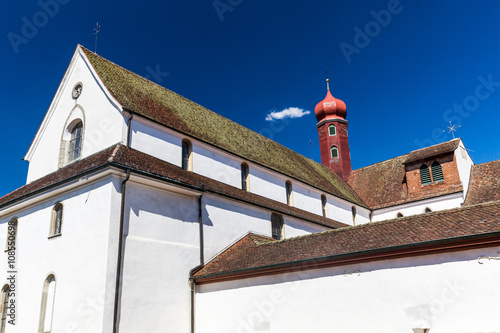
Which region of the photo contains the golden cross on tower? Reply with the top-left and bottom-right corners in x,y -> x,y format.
444,121 -> 461,139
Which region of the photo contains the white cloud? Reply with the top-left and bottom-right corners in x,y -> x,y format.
265,107 -> 311,121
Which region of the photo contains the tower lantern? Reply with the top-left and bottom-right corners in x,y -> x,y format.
314,79 -> 352,181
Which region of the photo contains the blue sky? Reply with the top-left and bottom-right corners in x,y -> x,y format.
1,1 -> 499,196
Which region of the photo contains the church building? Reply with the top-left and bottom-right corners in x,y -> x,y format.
0,45 -> 499,333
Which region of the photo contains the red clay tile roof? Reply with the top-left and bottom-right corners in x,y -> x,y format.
194,200 -> 500,280
0,145 -> 348,229
79,45 -> 366,207
464,160 -> 500,206
405,139 -> 460,164
349,139 -> 463,209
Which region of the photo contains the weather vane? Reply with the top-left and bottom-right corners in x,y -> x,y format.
443,121 -> 461,139
93,22 -> 101,54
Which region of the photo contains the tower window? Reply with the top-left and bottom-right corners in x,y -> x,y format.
271,213 -> 284,240
5,218 -> 17,252
330,146 -> 339,158
181,139 -> 193,171
0,285 -> 9,333
431,161 -> 444,182
328,124 -> 336,136
241,163 -> 249,192
419,164 -> 431,185
285,181 -> 293,206
50,203 -> 63,237
321,195 -> 328,218
67,122 -> 83,162
39,274 -> 56,333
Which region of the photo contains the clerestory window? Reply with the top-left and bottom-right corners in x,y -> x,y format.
271,213 -> 284,240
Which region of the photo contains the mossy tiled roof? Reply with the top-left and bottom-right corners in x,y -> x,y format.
80,46 -> 365,206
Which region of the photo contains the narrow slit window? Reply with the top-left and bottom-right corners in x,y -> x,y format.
0,285 -> 9,333
419,164 -> 431,185
68,122 -> 83,162
330,146 -> 339,159
328,124 -> 336,136
241,163 -> 249,192
39,275 -> 56,333
50,203 -> 63,237
351,206 -> 357,225
271,213 -> 284,241
431,161 -> 444,182
181,139 -> 193,171
285,181 -> 293,206
321,195 -> 328,218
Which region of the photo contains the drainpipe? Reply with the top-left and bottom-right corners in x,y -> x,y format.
113,169 -> 131,333
189,194 -> 204,333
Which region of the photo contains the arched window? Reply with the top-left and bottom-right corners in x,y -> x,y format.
0,285 -> 9,333
397,212 -> 404,218
351,206 -> 357,225
425,207 -> 432,213
241,163 -> 249,192
50,203 -> 63,237
271,213 -> 284,240
328,124 -> 336,136
330,146 -> 339,159
67,121 -> 83,162
285,181 -> 293,206
181,139 -> 193,171
38,275 -> 56,333
321,195 -> 328,218
419,164 -> 431,185
431,161 -> 444,182
5,218 -> 17,252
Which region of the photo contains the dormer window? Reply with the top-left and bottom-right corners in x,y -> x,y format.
420,161 -> 444,185
431,161 -> 444,182
68,122 -> 83,162
330,146 -> 339,158
328,124 -> 336,136
419,164 -> 431,185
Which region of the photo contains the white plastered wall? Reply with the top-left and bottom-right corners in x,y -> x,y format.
118,181 -> 201,333
25,48 -> 126,183
201,194 -> 329,261
196,246 -> 500,333
455,140 -> 474,200
0,175 -> 122,333
371,192 -> 464,222
128,115 -> 366,226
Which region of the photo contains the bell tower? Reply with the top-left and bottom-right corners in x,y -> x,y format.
314,79 -> 352,181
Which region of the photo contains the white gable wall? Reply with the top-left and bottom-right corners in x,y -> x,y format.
25,49 -> 126,183
195,246 -> 500,333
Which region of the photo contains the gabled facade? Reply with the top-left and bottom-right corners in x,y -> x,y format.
0,45 -> 498,333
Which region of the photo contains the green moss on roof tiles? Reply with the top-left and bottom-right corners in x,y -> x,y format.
80,45 -> 365,206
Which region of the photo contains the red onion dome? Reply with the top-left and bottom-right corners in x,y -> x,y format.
314,90 -> 347,122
